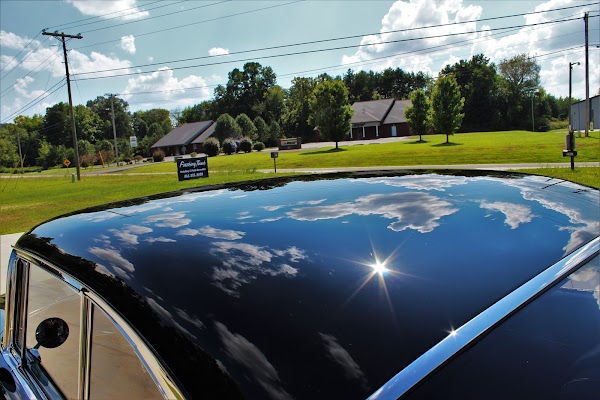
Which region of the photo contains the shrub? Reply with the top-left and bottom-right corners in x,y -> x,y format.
190,152 -> 198,157
239,137 -> 253,153
253,141 -> 265,152
134,155 -> 143,163
203,138 -> 220,157
152,150 -> 165,162
222,138 -> 237,155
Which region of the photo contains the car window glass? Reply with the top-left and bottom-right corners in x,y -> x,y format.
26,265 -> 81,400
407,254 -> 600,399
89,305 -> 162,399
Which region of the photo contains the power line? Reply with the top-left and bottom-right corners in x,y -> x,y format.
1,36 -> 50,80
123,26 -> 583,103
72,16 -> 585,81
1,79 -> 66,123
45,0 -> 176,31
0,31 -> 42,73
72,2 -> 595,52
74,1 -> 303,50
0,48 -> 62,98
80,0 -> 230,34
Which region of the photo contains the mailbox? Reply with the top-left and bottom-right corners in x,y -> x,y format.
271,151 -> 279,159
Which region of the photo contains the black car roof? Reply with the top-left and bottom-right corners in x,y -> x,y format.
16,171 -> 600,399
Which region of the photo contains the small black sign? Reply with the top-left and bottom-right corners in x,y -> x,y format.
176,156 -> 208,181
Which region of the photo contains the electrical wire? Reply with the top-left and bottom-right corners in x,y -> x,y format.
1,79 -> 66,123
45,0 -> 179,31
1,36 -> 50,80
0,31 -> 42,72
72,16 -> 585,81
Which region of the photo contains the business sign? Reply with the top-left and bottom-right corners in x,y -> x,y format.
130,136 -> 138,148
278,137 -> 301,150
176,156 -> 208,181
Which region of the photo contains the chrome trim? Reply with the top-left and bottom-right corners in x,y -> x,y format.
85,291 -> 185,400
11,249 -> 83,291
368,237 -> 600,400
79,293 -> 93,400
9,248 -> 185,399
3,251 -> 18,350
1,349 -> 40,399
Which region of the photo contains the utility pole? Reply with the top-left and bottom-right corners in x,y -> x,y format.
106,94 -> 119,166
583,12 -> 589,138
568,62 -> 579,171
42,30 -> 83,180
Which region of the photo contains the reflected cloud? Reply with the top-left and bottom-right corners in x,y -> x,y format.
124,224 -> 153,234
144,211 -> 191,228
178,226 -> 245,240
88,246 -> 134,276
480,201 -> 535,229
273,246 -> 306,263
367,176 -> 469,191
260,217 -> 283,223
210,242 -> 306,296
563,258 -> 600,309
215,321 -> 292,400
319,333 -> 368,389
175,307 -> 206,330
109,224 -> 153,246
287,192 -> 457,233
146,297 -> 197,340
143,236 -> 176,243
504,179 -> 599,254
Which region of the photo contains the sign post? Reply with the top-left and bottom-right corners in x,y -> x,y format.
176,156 -> 208,181
271,151 -> 278,173
562,129 -> 577,170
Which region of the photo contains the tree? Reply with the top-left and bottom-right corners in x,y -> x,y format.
214,114 -> 241,142
405,89 -> 430,142
253,116 -> 269,143
498,54 -> 541,129
282,77 -> 317,141
74,105 -> 103,143
429,74 -> 465,144
235,113 -> 257,139
0,133 -> 19,168
132,108 -> 171,138
269,121 -> 281,147
177,102 -> 211,125
43,102 -> 71,147
254,85 -> 285,124
309,80 -> 353,149
213,62 -> 277,119
86,95 -> 133,140
441,54 -> 499,132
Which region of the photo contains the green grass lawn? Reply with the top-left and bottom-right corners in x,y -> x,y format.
122,130 -> 600,173
1,130 -> 598,234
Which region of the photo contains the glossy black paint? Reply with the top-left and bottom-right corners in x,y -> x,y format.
14,171 -> 600,399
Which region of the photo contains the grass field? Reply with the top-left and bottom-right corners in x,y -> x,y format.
1,130 -> 598,234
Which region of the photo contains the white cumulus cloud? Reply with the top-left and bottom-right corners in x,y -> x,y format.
120,35 -> 136,54
121,67 -> 211,110
67,0 -> 149,20
208,47 -> 229,56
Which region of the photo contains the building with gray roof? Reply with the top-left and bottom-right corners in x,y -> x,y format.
151,120 -> 215,156
350,99 -> 411,140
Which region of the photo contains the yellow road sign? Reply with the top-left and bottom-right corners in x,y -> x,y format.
63,159 -> 71,167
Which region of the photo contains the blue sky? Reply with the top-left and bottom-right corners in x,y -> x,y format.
1,0 -> 598,122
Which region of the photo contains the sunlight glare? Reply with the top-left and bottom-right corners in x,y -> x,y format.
371,260 -> 388,274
